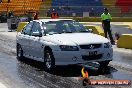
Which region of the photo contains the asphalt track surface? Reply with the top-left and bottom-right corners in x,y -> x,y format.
0,23 -> 132,88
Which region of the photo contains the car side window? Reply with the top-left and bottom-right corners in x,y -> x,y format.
22,22 -> 33,35
31,22 -> 41,35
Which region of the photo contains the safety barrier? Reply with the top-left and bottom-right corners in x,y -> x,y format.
117,34 -> 132,49
85,25 -> 105,36
16,22 -> 29,32
128,24 -> 132,29
73,17 -> 132,22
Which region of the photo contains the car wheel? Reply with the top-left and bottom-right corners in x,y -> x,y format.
44,49 -> 55,71
98,61 -> 110,72
17,45 -> 24,61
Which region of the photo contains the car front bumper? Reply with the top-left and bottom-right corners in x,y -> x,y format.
53,48 -> 113,65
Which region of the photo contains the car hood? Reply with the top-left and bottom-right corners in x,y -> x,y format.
44,33 -> 109,45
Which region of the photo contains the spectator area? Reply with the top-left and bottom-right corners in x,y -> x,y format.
0,0 -> 132,16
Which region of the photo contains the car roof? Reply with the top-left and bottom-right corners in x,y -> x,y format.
33,19 -> 73,23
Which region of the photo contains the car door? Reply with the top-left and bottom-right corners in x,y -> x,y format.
29,22 -> 43,60
20,22 -> 33,56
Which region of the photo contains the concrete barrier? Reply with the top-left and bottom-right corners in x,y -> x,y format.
129,24 -> 132,30
117,34 -> 132,49
85,25 -> 105,36
16,22 -> 29,32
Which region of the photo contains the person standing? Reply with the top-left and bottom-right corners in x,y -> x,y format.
101,8 -> 115,44
8,11 -> 14,18
51,9 -> 59,19
33,11 -> 39,20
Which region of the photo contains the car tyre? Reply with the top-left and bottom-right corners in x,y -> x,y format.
17,44 -> 24,61
44,49 -> 55,71
98,61 -> 110,73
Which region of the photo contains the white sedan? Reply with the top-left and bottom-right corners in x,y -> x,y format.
16,19 -> 113,71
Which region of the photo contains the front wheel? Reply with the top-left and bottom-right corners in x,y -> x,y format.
44,49 -> 55,71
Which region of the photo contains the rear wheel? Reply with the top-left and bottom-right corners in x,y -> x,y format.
44,49 -> 55,71
17,45 -> 24,61
98,61 -> 110,72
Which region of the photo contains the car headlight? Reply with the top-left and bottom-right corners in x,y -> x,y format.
59,45 -> 79,51
104,42 -> 112,48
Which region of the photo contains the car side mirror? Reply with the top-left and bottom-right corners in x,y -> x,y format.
32,32 -> 42,37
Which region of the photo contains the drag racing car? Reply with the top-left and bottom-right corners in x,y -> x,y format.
16,19 -> 113,71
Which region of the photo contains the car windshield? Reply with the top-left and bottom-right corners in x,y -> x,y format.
43,20 -> 89,34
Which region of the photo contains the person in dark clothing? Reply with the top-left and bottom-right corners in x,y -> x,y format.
51,9 -> 59,19
101,8 -> 115,44
8,11 -> 14,18
33,11 -> 39,20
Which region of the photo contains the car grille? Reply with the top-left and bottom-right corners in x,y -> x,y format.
82,54 -> 102,60
80,44 -> 102,49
